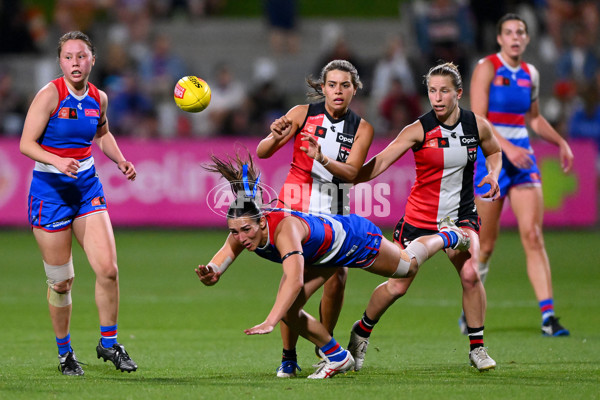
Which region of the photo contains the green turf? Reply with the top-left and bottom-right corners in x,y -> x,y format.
1,228 -> 599,399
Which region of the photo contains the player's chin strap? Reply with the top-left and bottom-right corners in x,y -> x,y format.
242,164 -> 261,199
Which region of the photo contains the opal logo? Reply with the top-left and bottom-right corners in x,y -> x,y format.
205,180 -> 279,218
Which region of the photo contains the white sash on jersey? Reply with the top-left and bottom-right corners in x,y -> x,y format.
34,156 -> 95,174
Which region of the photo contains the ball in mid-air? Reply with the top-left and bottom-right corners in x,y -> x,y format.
173,76 -> 211,112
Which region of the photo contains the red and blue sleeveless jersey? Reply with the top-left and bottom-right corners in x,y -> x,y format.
484,53 -> 536,149
254,209 -> 382,268
29,77 -> 103,203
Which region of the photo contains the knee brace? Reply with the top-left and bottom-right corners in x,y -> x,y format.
44,259 -> 75,307
391,241 -> 429,278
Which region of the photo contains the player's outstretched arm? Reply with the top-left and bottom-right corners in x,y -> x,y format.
195,234 -> 243,286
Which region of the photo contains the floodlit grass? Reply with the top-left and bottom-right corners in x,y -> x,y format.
1,228 -> 598,399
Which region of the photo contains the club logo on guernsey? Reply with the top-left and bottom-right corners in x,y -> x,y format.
338,145 -> 351,162
58,108 -> 78,119
467,146 -> 477,162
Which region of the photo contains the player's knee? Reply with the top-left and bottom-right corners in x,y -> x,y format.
332,267 -> 348,286
44,259 -> 75,307
521,225 -> 544,250
392,241 -> 428,278
460,264 -> 480,289
386,278 -> 409,298
96,262 -> 119,281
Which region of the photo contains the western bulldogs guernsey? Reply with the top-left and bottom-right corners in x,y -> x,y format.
254,209 -> 382,268
474,53 -> 541,196
405,108 -> 480,230
277,102 -> 362,215
29,77 -> 103,203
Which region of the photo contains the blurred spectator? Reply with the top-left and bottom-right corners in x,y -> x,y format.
0,69 -> 28,136
247,58 -> 287,135
139,33 -> 187,102
263,0 -> 300,54
105,2 -> 153,66
469,0 -> 506,54
413,0 -> 475,78
108,70 -> 158,139
543,0 -> 599,53
369,35 -> 418,131
568,84 -> 600,156
97,42 -> 132,94
378,77 -> 423,137
556,24 -> 599,85
0,0 -> 38,53
151,0 -> 226,19
192,62 -> 248,136
53,0 -> 105,33
314,23 -> 366,82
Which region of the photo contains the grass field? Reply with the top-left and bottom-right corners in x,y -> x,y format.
1,228 -> 599,399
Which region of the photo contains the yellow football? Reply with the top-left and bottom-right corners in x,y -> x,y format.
173,76 -> 211,112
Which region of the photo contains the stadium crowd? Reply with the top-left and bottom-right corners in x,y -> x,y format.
1,0 -> 599,159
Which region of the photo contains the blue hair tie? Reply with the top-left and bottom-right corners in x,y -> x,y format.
242,164 -> 261,199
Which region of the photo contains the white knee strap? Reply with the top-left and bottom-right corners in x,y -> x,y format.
391,241 -> 429,278
44,259 -> 75,307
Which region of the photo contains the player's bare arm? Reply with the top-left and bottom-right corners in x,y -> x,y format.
196,233 -> 244,286
257,105 -> 308,158
354,120 -> 422,183
244,217 -> 306,335
20,84 -> 81,178
476,115 -> 502,200
526,100 -> 574,173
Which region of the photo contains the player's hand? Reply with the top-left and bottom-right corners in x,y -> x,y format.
244,321 -> 274,335
504,142 -> 534,170
55,157 -> 80,179
299,133 -> 322,161
559,141 -> 574,173
195,264 -> 219,286
477,174 -> 500,201
269,116 -> 293,142
118,160 -> 137,181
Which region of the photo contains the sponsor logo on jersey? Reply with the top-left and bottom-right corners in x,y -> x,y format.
425,126 -> 443,139
58,108 -> 78,119
460,136 -> 478,146
48,218 -> 71,229
517,78 -> 532,87
91,196 -> 106,206
493,76 -> 511,86
315,126 -> 327,138
424,137 -> 449,148
85,109 -> 100,117
336,132 -> 354,145
304,123 -> 316,134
